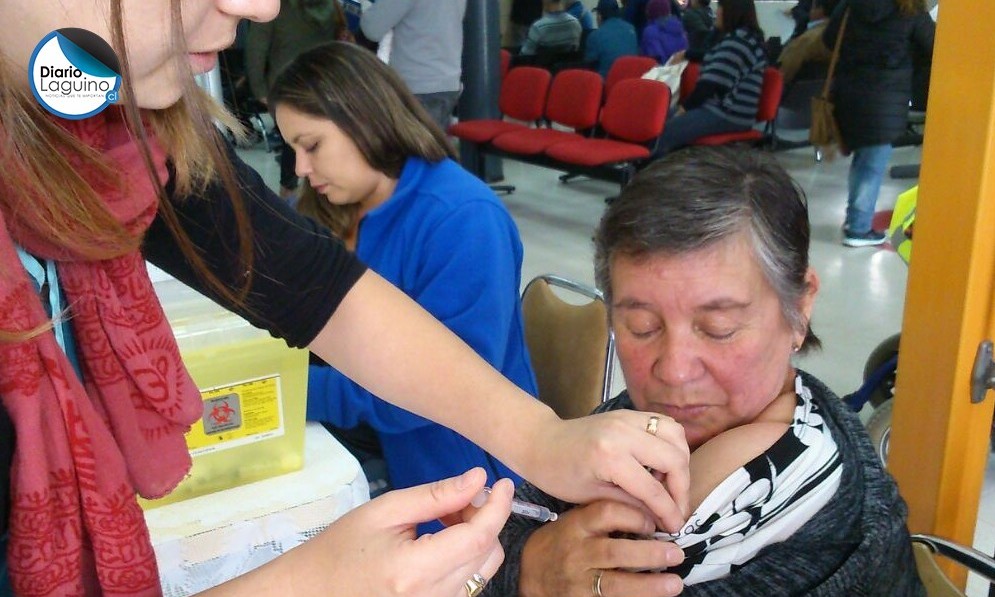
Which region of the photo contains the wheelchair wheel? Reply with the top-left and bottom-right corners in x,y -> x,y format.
865,398 -> 893,466
862,333 -> 901,408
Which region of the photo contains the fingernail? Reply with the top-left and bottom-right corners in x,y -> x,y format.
665,576 -> 684,595
668,548 -> 685,565
456,468 -> 476,490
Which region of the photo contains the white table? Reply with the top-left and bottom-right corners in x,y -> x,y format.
145,423 -> 369,597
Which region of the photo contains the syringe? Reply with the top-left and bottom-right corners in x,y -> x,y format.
472,487 -> 559,522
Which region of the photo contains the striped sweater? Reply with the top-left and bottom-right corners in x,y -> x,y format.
699,28 -> 768,127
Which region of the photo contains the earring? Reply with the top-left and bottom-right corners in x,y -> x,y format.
792,343 -> 801,353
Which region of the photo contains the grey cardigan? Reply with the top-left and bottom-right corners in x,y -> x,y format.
485,371 -> 924,596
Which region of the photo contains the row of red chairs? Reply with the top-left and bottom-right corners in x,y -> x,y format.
451,56 -> 784,191
449,62 -> 671,188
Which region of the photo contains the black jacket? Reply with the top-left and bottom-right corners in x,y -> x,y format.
824,0 -> 935,150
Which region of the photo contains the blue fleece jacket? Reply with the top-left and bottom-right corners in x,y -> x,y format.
585,17 -> 639,77
307,157 -> 536,534
640,15 -> 688,64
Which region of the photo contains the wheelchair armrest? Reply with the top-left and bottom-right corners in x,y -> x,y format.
911,534 -> 995,584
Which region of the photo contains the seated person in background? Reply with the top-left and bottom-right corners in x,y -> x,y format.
520,0 -> 583,55
585,0 -> 639,77
566,0 -> 597,32
271,42 -> 538,535
640,0 -> 689,64
652,0 -> 767,156
625,0 -> 683,39
483,146 -> 924,597
778,0 -> 837,84
682,0 -> 716,58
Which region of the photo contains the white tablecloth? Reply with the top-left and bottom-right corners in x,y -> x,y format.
145,423 -> 369,596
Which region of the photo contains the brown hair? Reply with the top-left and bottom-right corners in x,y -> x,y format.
0,0 -> 254,340
271,41 -> 455,243
296,182 -> 360,242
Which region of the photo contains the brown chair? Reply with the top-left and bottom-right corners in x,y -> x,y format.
521,274 -> 615,420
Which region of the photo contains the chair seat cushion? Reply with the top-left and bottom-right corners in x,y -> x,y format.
447,120 -> 529,144
492,129 -> 584,155
546,139 -> 651,166
691,129 -> 763,146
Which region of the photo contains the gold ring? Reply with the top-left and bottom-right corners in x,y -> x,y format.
646,415 -> 660,436
464,573 -> 487,597
592,569 -> 605,597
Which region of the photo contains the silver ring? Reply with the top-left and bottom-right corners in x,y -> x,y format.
646,415 -> 660,436
592,569 -> 605,597
464,573 -> 487,597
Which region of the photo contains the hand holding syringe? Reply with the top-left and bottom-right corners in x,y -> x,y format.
472,487 -> 558,522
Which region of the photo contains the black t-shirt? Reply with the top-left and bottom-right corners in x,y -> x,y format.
0,145 -> 367,536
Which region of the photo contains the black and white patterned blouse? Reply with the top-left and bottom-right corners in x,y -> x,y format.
649,375 -> 843,585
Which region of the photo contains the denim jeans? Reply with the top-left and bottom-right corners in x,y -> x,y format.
415,91 -> 461,133
653,107 -> 753,158
845,144 -> 894,234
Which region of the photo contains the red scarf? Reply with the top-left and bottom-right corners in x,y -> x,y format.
0,109 -> 203,596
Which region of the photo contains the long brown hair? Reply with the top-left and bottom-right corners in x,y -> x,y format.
0,0 -> 254,340
271,42 -> 455,245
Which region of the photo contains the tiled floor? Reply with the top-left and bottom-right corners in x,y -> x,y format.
237,140 -> 992,595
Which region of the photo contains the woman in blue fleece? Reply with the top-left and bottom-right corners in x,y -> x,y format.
270,42 -> 537,534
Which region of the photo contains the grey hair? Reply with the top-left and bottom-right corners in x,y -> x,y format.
593,146 -> 820,352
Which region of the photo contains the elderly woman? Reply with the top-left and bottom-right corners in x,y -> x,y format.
484,146 -> 923,597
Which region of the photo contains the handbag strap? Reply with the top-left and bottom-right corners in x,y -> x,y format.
821,8 -> 850,97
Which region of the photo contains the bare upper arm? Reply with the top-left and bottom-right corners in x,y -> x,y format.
687,421 -> 790,512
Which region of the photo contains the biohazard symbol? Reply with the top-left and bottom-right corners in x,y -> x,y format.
209,400 -> 236,425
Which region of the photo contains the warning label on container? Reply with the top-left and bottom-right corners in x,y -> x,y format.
186,375 -> 285,456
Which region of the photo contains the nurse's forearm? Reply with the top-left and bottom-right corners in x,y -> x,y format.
308,270 -> 558,476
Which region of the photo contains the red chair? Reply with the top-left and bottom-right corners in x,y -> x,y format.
604,55 -> 658,98
679,61 -> 700,106
447,66 -> 551,144
500,48 -> 512,82
689,67 -> 784,146
491,69 -> 604,156
544,78 -> 671,187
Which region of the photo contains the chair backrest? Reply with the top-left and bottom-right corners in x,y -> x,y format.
756,67 -> 784,123
499,66 -> 552,122
600,78 -> 671,143
543,68 -> 604,131
605,55 -> 658,97
521,275 -> 616,420
679,60 -> 701,104
500,48 -> 512,82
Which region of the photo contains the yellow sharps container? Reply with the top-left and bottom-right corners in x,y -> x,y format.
139,275 -> 309,509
